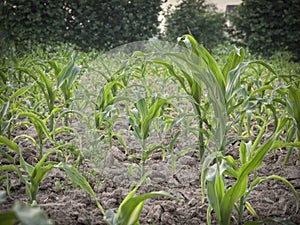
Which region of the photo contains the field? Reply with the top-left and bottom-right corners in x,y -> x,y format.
1,36 -> 300,225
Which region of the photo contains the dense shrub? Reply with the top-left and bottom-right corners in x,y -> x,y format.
0,0 -> 163,51
229,0 -> 300,60
163,0 -> 227,51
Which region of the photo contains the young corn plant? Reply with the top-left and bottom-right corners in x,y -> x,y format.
152,34 -> 278,158
0,86 -> 30,138
149,34 -> 297,224
104,172 -> 179,225
127,95 -> 169,177
201,118 -> 300,225
0,191 -> 52,225
16,111 -> 53,160
1,136 -> 177,225
15,56 -> 81,133
49,57 -> 81,124
284,85 -> 300,164
0,136 -> 104,213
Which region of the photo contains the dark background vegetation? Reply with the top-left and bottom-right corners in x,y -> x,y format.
229,0 -> 300,60
0,0 -> 163,51
0,0 -> 299,59
163,0 -> 226,51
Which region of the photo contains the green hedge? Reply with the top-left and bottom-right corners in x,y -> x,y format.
0,0 -> 163,50
230,0 -> 300,60
163,0 -> 227,51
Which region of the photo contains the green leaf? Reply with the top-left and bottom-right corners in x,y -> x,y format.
18,111 -> 51,141
178,34 -> 225,92
13,202 -> 53,225
288,86 -> 300,135
34,66 -> 56,111
57,59 -> 80,89
135,98 -> 148,121
0,102 -> 9,118
117,191 -> 177,225
0,210 -> 16,225
222,47 -> 245,81
201,152 -> 219,202
0,136 -> 20,154
245,201 -> 257,217
142,98 -> 168,140
58,163 -> 105,215
9,86 -> 30,101
59,163 -> 94,196
206,164 -> 222,221
220,136 -> 275,225
239,142 -> 247,164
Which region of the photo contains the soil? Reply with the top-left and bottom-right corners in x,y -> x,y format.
1,122 -> 300,225
1,44 -> 300,225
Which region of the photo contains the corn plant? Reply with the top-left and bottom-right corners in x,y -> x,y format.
146,35 -> 299,224
0,86 -> 30,138
0,136 -> 103,213
104,172 -> 178,225
201,118 -> 300,225
127,95 -> 169,176
49,57 -> 81,119
94,79 -> 127,128
284,85 -> 300,164
0,191 -> 52,225
1,135 -> 177,225
152,34 -> 278,158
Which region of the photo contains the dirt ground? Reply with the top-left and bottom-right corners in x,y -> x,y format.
1,125 -> 300,225
1,44 -> 300,224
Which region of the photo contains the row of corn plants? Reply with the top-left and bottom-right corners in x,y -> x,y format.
150,35 -> 300,224
73,35 -> 299,224
0,45 -> 179,225
1,36 -> 300,224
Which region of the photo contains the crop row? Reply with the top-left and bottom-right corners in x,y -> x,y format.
0,35 -> 300,225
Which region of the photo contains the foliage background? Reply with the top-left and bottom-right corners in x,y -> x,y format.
163,0 -> 227,51
229,0 -> 300,60
0,0 -> 163,50
0,0 -> 300,60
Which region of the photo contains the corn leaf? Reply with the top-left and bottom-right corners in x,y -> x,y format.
9,86 -> 30,101
57,59 -> 80,89
288,86 -> 300,136
142,98 -> 168,140
239,142 -> 247,164
58,162 -> 105,215
206,163 -> 224,221
178,34 -> 225,93
220,136 -> 275,225
201,152 -> 220,202
222,47 -> 245,81
0,135 -> 20,154
0,102 -> 9,119
117,191 -> 177,225
245,201 -> 258,217
0,210 -> 16,225
13,202 -> 53,225
34,66 -> 55,110
18,112 -> 51,141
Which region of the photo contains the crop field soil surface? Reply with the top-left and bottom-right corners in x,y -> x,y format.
1,39 -> 300,225
1,126 -> 300,225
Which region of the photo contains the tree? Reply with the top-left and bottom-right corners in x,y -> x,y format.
0,0 -> 164,51
230,0 -> 300,59
163,0 -> 227,50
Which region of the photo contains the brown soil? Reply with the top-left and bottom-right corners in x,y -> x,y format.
1,126 -> 300,225
1,44 -> 300,225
